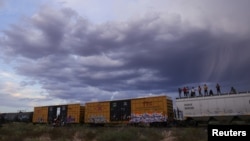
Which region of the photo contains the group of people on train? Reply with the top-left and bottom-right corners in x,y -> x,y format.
178,83 -> 237,98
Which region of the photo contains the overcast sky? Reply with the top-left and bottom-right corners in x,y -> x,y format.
0,0 -> 250,113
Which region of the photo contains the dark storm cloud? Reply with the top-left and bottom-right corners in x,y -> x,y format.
2,7 -> 77,59
1,6 -> 250,102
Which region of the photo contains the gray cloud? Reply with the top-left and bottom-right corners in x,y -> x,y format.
1,5 -> 250,103
20,80 -> 36,87
0,0 -> 4,8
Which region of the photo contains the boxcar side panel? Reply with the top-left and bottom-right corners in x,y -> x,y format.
67,104 -> 81,123
48,105 -> 68,124
110,100 -> 131,121
84,101 -> 110,123
80,106 -> 85,123
32,106 -> 48,123
130,96 -> 170,123
167,98 -> 174,119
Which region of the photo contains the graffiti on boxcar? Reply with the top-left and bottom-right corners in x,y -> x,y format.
66,115 -> 75,123
129,112 -> 167,123
88,115 -> 107,123
36,117 -> 45,123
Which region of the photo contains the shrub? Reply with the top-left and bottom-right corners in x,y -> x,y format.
0,123 -> 207,141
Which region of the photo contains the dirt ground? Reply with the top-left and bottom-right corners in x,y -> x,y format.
161,130 -> 176,141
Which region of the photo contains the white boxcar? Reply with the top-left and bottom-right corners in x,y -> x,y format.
175,92 -> 250,123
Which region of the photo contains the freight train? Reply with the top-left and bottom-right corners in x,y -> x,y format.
1,91 -> 250,126
0,111 -> 33,123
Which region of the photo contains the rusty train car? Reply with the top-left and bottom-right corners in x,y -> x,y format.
32,103 -> 85,125
84,95 -> 173,126
31,95 -> 174,127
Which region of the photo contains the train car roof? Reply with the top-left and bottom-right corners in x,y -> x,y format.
176,91 -> 250,101
85,94 -> 172,104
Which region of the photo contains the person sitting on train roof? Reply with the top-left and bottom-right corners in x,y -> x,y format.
230,87 -> 237,94
209,89 -> 214,96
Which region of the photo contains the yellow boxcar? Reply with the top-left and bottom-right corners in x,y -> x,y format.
130,95 -> 173,124
67,103 -> 85,123
32,106 -> 48,123
84,101 -> 110,124
33,103 -> 85,124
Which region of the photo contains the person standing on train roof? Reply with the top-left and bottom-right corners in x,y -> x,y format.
198,85 -> 202,96
186,86 -> 189,97
191,87 -> 196,97
216,83 -> 221,95
183,87 -> 187,97
178,87 -> 182,98
203,84 -> 208,96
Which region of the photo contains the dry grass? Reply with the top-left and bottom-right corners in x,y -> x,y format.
0,123 -> 207,141
171,127 -> 207,141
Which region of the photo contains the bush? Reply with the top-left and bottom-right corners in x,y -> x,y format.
0,123 -> 207,141
172,127 -> 207,141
